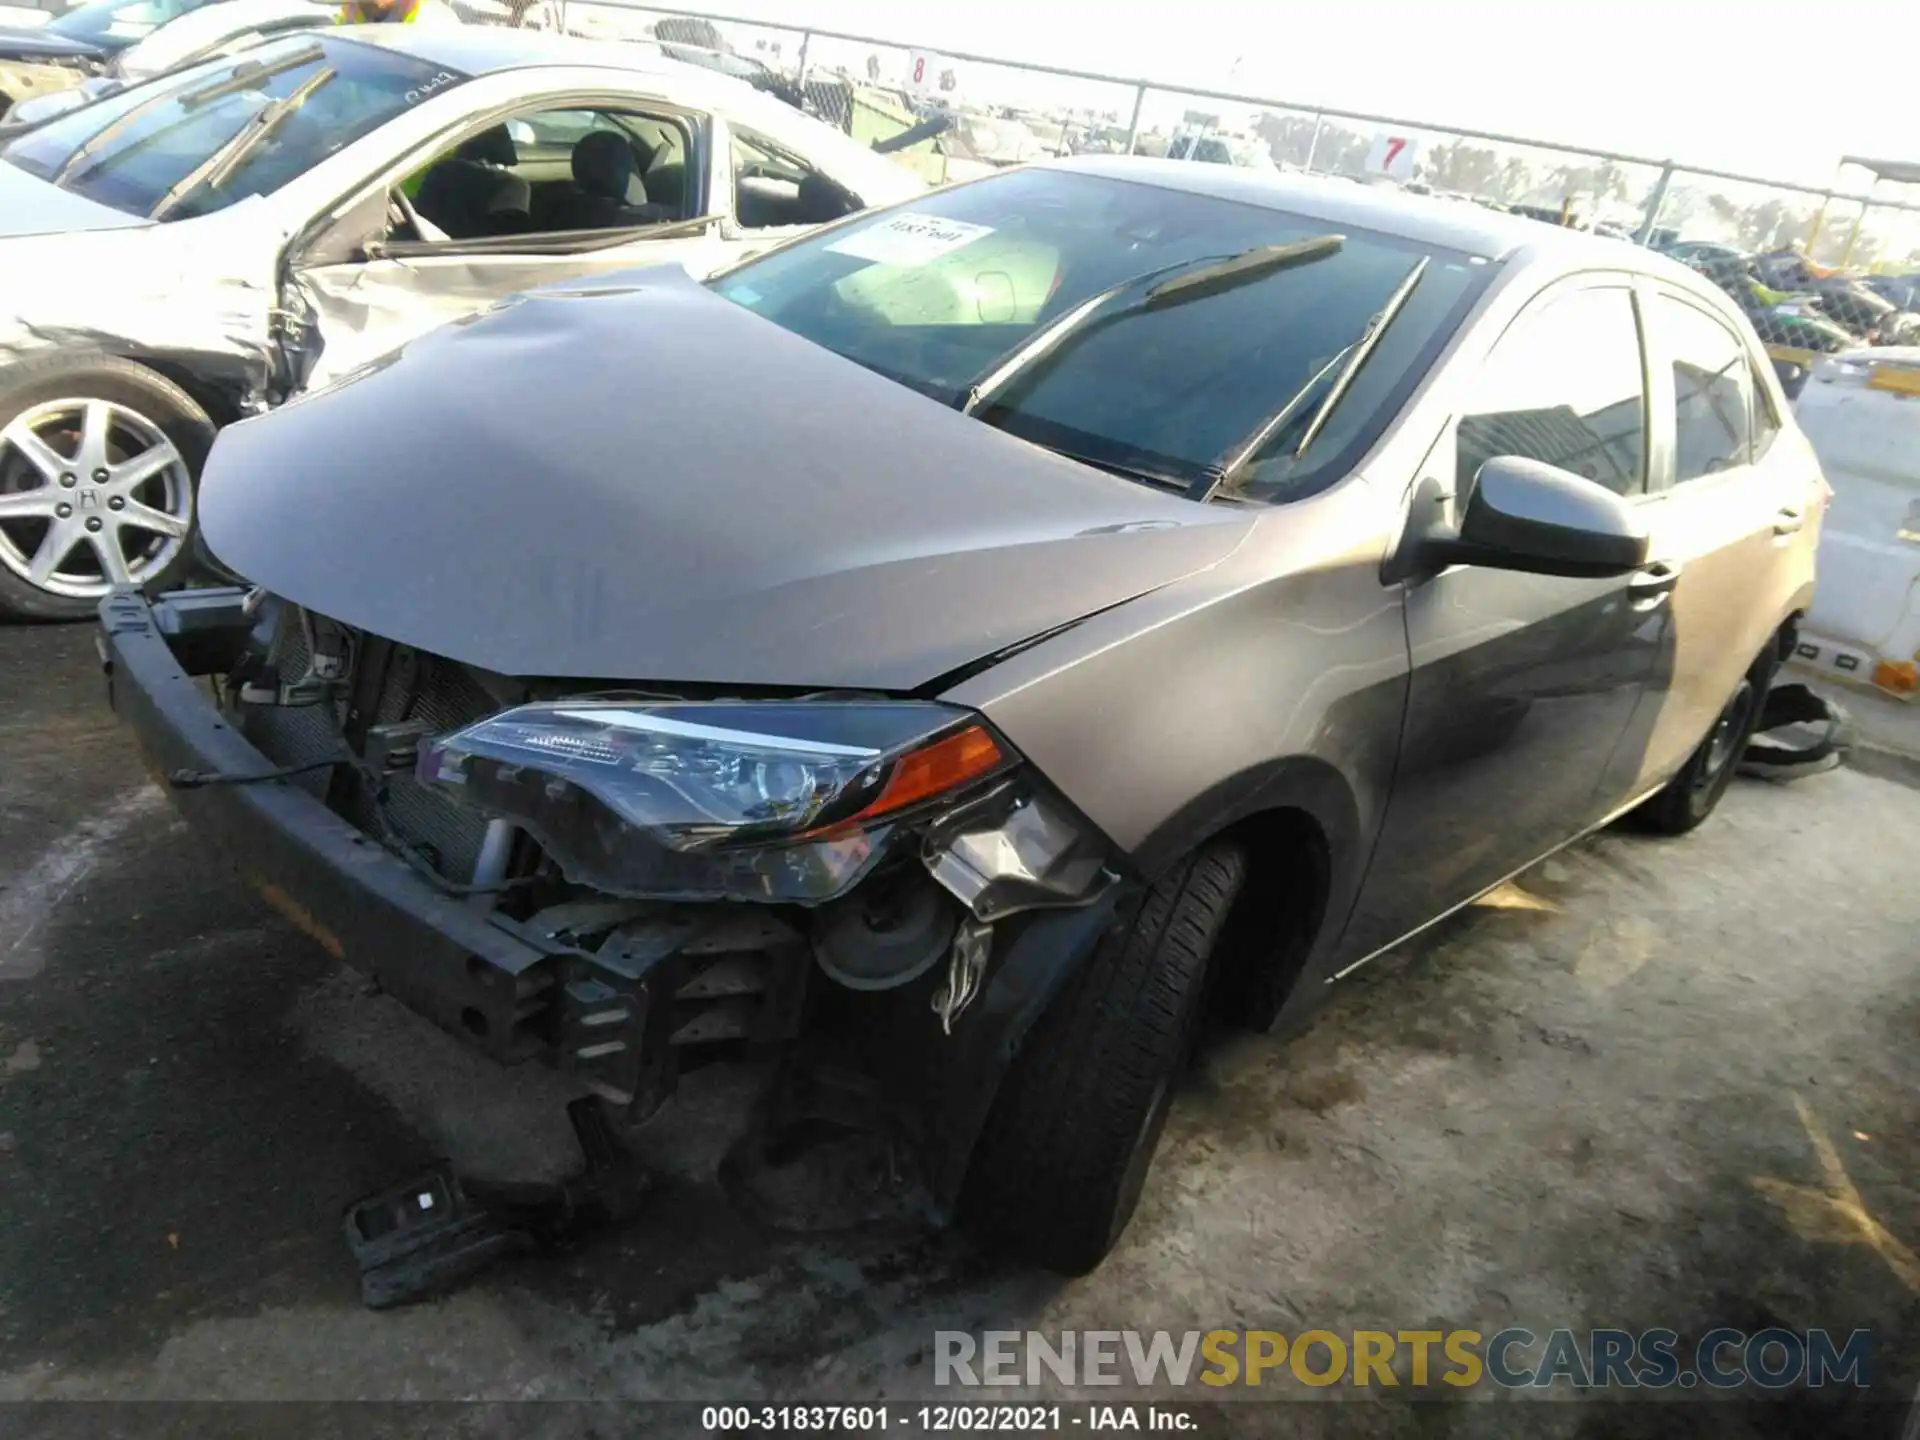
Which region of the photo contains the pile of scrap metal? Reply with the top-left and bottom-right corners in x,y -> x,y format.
1660,241 -> 1920,359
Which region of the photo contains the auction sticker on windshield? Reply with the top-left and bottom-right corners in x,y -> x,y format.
825,213 -> 994,266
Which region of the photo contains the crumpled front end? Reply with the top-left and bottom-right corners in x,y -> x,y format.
102,585 -> 1127,1204
0,219 -> 280,416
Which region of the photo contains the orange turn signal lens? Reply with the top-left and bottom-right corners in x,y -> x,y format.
855,724 -> 1006,824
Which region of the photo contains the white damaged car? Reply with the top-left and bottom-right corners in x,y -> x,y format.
0,25 -> 922,617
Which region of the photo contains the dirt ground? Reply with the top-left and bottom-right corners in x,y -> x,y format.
1,622 -> 1916,1438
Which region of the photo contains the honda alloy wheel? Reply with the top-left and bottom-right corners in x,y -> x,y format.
0,397 -> 194,601
0,355 -> 215,621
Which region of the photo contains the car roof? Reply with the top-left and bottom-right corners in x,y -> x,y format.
335,22 -> 738,93
1038,155 -> 1667,269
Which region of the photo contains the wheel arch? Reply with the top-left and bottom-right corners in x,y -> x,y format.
136,354 -> 253,429
0,345 -> 263,429
1128,754 -> 1368,1033
1205,804 -> 1334,1031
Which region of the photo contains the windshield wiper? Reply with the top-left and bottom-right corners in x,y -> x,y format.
148,60 -> 333,220
52,41 -> 324,187
1196,254 -> 1431,501
955,236 -> 1345,416
1029,444 -> 1200,494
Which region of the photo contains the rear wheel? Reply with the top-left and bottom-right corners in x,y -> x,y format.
0,355 -> 212,622
1630,657 -> 1772,835
959,843 -> 1247,1275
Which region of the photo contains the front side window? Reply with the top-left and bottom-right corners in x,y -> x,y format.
394,107 -> 691,243
1659,295 -> 1754,485
0,36 -> 465,220
1456,285 -> 1647,497
709,167 -> 1490,499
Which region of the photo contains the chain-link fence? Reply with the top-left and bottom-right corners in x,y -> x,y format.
447,0 -> 564,27
495,2 -> 1920,352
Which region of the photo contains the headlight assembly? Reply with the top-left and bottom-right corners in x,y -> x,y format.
418,700 -> 1016,904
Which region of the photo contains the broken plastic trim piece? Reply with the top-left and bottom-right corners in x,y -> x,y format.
931,917 -> 993,1034
921,791 -> 1116,923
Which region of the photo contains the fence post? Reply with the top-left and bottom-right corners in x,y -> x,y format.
1839,202 -> 1871,267
1303,112 -> 1324,172
794,29 -> 812,90
1803,191 -> 1834,258
1635,162 -> 1676,245
1123,83 -> 1145,155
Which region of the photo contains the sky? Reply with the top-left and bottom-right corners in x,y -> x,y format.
670,0 -> 1916,194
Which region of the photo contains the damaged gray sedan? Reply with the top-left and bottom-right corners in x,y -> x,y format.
0,25 -> 921,617
102,159 -> 1823,1278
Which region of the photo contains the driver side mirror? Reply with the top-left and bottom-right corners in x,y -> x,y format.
1395,456 -> 1649,581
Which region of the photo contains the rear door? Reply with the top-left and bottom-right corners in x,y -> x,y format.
1619,287 -> 1818,790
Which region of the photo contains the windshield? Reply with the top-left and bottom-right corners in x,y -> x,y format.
0,36 -> 465,221
46,0 -> 206,45
709,168 -> 1490,498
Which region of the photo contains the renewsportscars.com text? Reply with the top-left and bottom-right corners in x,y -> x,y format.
935,1327 -> 1874,1390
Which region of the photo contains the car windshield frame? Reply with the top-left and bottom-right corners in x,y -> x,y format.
706,168 -> 1497,504
0,34 -> 468,222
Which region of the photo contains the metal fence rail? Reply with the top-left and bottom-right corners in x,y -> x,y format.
525,1 -> 1920,275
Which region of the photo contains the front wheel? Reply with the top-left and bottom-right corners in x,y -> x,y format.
959,843 -> 1247,1275
0,355 -> 212,622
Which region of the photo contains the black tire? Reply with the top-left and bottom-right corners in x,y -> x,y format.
0,353 -> 214,622
1630,651 -> 1776,835
959,843 -> 1247,1275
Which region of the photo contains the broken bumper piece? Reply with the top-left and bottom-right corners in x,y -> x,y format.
345,1096 -> 650,1308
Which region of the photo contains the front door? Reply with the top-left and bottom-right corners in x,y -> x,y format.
1338,278 -> 1662,966
284,102 -> 877,393
284,101 -> 744,391
290,222 -> 739,390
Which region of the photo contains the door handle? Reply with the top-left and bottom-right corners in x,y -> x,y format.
1629,559 -> 1682,608
1773,506 -> 1805,536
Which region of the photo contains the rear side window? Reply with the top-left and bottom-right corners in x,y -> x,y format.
1658,296 -> 1755,484
1456,285 -> 1648,496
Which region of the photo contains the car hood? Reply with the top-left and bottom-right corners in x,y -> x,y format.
0,158 -> 149,237
200,267 -> 1252,690
0,25 -> 107,59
